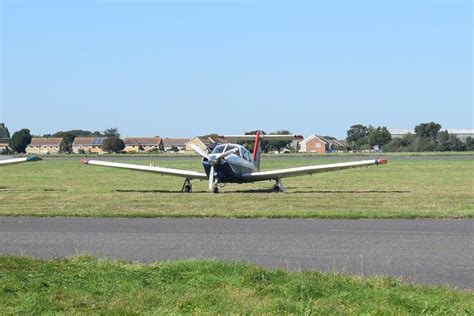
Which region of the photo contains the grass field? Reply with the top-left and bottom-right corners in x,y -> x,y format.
1,255 -> 472,314
0,157 -> 473,218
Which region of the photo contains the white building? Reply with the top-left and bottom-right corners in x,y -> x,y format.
388,128 -> 473,141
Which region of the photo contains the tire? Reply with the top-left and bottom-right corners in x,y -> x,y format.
184,185 -> 192,193
213,186 -> 219,194
272,185 -> 281,193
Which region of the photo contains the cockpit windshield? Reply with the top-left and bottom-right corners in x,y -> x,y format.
212,145 -> 227,154
212,144 -> 241,157
225,145 -> 239,153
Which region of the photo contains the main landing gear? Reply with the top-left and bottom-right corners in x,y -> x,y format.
272,178 -> 285,193
181,178 -> 192,193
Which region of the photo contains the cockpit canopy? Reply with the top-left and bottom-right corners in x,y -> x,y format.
211,144 -> 252,162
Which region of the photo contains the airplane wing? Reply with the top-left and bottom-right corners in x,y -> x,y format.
241,159 -> 387,181
82,159 -> 208,180
0,156 -> 42,166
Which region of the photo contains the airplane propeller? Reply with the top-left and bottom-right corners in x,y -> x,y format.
190,144 -> 239,190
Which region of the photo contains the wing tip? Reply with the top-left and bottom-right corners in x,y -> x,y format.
81,159 -> 89,164
26,156 -> 42,162
376,159 -> 387,165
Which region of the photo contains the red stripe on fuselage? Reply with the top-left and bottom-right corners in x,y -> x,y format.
252,130 -> 260,161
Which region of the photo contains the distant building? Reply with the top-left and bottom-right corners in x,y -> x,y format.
186,136 -> 222,152
299,135 -> 347,154
72,137 -> 106,154
123,137 -> 163,153
389,128 -> 474,141
0,138 -> 10,152
162,138 -> 189,152
26,138 -> 64,154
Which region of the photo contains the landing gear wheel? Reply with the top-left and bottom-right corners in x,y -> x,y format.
213,186 -> 219,194
181,178 -> 192,193
272,178 -> 285,193
272,185 -> 281,193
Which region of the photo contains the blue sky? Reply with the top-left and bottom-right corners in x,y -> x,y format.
1,0 -> 472,138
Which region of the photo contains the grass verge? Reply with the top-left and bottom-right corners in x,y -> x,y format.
1,255 -> 472,314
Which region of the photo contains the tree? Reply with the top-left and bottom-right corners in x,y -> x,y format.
436,130 -> 450,151
0,123 -> 10,138
102,128 -> 120,138
52,131 -> 76,153
445,134 -> 465,151
414,122 -> 441,141
367,127 -> 392,148
9,129 -> 32,153
465,137 -> 474,151
437,131 -> 465,151
65,130 -> 103,137
102,137 -> 125,153
346,124 -> 369,149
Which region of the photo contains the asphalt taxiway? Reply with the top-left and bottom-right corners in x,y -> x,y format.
1,217 -> 472,289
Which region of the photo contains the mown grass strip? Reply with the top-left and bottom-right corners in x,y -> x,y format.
1,158 -> 473,218
1,255 -> 472,314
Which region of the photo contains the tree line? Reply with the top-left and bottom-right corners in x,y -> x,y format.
1,122 -> 473,154
346,122 -> 474,152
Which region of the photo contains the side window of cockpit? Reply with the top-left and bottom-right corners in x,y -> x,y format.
243,150 -> 251,162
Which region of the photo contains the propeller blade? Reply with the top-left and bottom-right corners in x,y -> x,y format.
216,147 -> 239,160
190,144 -> 210,160
209,165 -> 215,190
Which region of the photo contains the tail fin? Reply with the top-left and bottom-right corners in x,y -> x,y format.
252,130 -> 262,170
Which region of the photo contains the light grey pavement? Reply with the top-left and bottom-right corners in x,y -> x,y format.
0,217 -> 472,289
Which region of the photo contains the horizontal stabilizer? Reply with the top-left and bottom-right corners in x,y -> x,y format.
219,134 -> 303,142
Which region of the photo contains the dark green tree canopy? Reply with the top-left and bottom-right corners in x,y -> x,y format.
367,127 -> 392,147
9,129 -> 32,153
64,130 -> 102,137
0,123 -> 10,138
53,131 -> 76,153
346,124 -> 369,149
102,128 -> 120,138
414,122 -> 441,140
465,137 -> 474,151
102,137 -> 125,153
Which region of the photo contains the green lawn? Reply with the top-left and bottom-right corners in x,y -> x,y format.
1,256 -> 472,314
0,157 -> 472,218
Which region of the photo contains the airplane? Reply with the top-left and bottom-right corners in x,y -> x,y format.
0,156 -> 42,167
82,131 -> 387,193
